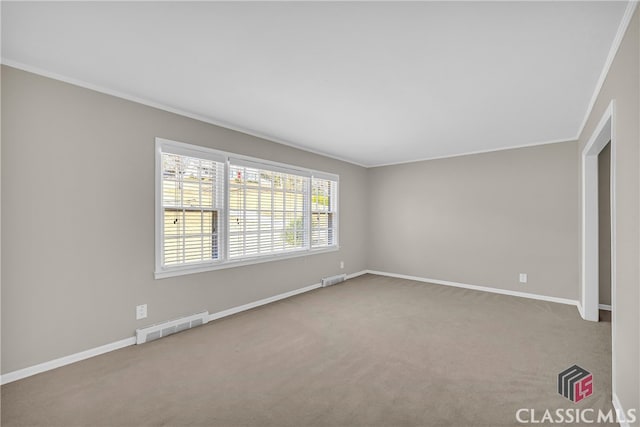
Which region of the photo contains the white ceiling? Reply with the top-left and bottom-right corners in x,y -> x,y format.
1,1 -> 630,167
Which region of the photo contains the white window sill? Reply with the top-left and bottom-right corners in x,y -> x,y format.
154,246 -> 340,279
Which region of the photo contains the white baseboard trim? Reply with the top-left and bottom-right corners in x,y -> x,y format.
208,282 -> 322,321
0,336 -> 136,385
577,302 -> 584,318
1,272 -> 367,385
346,270 -> 368,280
208,270 -> 367,322
366,270 -> 580,307
612,393 -> 631,427
598,304 -> 612,311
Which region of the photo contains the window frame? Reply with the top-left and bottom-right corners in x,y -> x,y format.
155,138 -> 339,279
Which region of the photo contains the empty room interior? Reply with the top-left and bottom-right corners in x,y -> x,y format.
1,1 -> 639,426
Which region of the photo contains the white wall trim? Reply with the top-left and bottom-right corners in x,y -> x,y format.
612,393 -> 631,427
576,1 -> 638,140
0,59 -> 367,168
366,270 -> 580,308
3,0 -> 637,172
580,78 -> 619,417
0,58 -> 600,171
576,302 -> 584,319
0,271 -> 368,385
581,101 -> 616,323
208,283 -> 322,322
598,304 -> 612,311
0,337 -> 137,385
368,137 -> 576,168
156,247 -> 341,280
345,270 -> 368,280
583,100 -> 620,412
208,270 -> 367,322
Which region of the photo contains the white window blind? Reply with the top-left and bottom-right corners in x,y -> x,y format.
228,160 -> 310,259
161,152 -> 224,266
311,177 -> 338,248
155,138 -> 339,278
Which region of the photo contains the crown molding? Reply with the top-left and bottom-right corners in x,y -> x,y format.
0,58 -> 368,168
576,1 -> 638,140
369,137 -> 577,168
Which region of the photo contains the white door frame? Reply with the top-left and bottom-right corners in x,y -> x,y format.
581,101 -> 616,323
580,100 -> 616,330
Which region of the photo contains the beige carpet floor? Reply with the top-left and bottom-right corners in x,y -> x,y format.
1,274 -> 613,426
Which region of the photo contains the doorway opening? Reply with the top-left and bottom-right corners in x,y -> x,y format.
597,142 -> 612,316
581,101 -> 615,323
580,100 -> 616,399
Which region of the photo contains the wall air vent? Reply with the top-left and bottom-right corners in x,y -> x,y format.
135,311 -> 209,344
321,274 -> 347,287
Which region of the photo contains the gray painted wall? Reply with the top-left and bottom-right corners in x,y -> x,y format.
1,66 -> 369,374
577,8 -> 639,422
367,142 -> 579,300
598,143 -> 611,306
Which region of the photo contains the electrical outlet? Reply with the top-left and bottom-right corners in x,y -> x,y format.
340,261 -> 344,269
136,304 -> 147,320
519,273 -> 528,284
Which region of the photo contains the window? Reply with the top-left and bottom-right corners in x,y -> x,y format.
228,159 -> 310,259
311,177 -> 337,248
155,138 -> 338,278
159,149 -> 225,267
